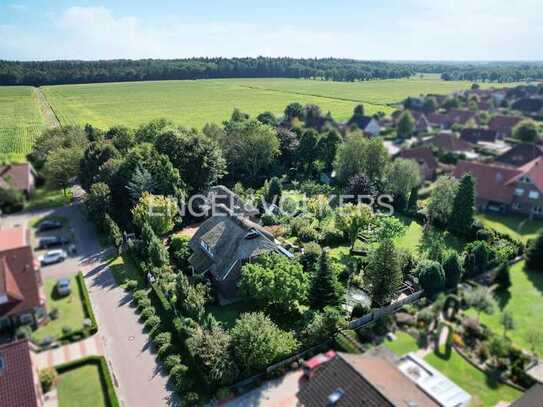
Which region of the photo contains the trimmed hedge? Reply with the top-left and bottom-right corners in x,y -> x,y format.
55,356 -> 120,407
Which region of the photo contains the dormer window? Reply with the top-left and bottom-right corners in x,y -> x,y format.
529,191 -> 540,200
514,188 -> 524,197
521,176 -> 531,184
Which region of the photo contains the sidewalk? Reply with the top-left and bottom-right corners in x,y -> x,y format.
36,334 -> 104,369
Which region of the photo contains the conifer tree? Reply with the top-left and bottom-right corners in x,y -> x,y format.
407,186 -> 419,213
309,249 -> 344,310
526,231 -> 543,271
366,239 -> 402,306
443,251 -> 463,289
449,174 -> 475,235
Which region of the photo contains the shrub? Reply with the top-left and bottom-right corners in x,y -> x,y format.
137,297 -> 152,310
261,213 -> 278,226
0,187 -> 24,214
62,326 -> 73,336
297,225 -> 320,243
39,367 -> 58,393
49,308 -> 59,320
164,354 -> 182,372
478,342 -> 489,361
154,332 -> 171,348
489,336 -> 511,360
141,306 -> 156,320
351,303 -> 370,319
132,289 -> 147,303
320,225 -> 345,246
15,325 -> 32,339
183,392 -> 200,407
157,343 -> 172,360
144,315 -> 161,331
300,242 -> 322,272
124,279 -> 138,292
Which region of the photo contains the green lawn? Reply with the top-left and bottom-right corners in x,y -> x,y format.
468,261 -> 543,356
394,218 -> 465,257
108,254 -> 144,286
58,363 -> 108,407
424,350 -> 522,407
477,213 -> 543,243
39,77 -> 510,130
26,186 -> 72,210
33,276 -> 86,342
207,302 -> 254,330
384,331 -> 419,356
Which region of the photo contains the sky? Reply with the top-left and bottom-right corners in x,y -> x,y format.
1,0 -> 542,61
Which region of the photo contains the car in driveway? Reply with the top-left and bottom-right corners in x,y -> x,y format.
55,278 -> 71,296
37,220 -> 63,232
38,236 -> 70,249
39,249 -> 68,266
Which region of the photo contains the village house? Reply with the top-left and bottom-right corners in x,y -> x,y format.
426,131 -> 475,155
0,163 -> 37,197
428,109 -> 478,130
188,205 -> 293,302
512,97 -> 543,117
495,143 -> 543,167
488,115 -> 523,139
399,147 -> 438,181
0,340 -> 44,407
460,128 -> 499,144
454,157 -> 543,218
0,227 -> 46,330
392,110 -> 431,134
201,185 -> 259,220
297,348 -> 470,407
346,114 -> 380,137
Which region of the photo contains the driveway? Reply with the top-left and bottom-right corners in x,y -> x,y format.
1,204 -> 177,407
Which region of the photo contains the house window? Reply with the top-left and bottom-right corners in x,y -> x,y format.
19,313 -> 33,325
529,190 -> 540,200
514,188 -> 524,196
533,206 -> 542,214
512,202 -> 521,210
521,176 -> 531,184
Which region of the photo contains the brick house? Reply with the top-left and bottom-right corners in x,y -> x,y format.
0,340 -> 44,407
0,163 -> 37,197
454,157 -> 543,218
399,147 -> 438,181
0,228 -> 46,331
495,143 -> 543,167
488,115 -> 523,139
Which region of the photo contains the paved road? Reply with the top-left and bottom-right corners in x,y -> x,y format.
1,204 -> 177,407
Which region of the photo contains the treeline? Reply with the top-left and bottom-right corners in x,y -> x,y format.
0,57 -> 415,86
408,62 -> 543,82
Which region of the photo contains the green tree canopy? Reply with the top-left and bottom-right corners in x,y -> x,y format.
131,192 -> 178,236
397,110 -> 416,139
427,176 -> 459,226
309,249 -> 345,310
526,231 -> 543,271
449,174 -> 475,235
512,119 -> 539,143
366,239 -> 402,306
417,260 -> 446,298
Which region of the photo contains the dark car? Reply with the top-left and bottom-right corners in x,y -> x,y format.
37,220 -> 63,232
38,236 -> 69,249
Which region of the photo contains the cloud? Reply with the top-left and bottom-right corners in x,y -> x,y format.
0,4 -> 542,60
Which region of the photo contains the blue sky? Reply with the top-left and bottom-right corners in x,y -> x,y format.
1,1 -> 542,61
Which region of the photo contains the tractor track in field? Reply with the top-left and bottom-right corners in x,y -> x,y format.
34,87 -> 61,128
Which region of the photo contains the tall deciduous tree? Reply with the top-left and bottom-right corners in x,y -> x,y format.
449,174 -> 475,235
309,250 -> 344,310
335,204 -> 373,250
386,158 -> 422,211
284,102 -> 304,121
427,176 -> 459,226
397,110 -> 416,139
79,142 -> 119,191
84,182 -> 112,229
132,192 -> 178,236
512,120 -> 539,143
45,146 -> 84,195
366,239 -> 402,306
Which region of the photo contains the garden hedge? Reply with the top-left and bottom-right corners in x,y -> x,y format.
55,356 -> 120,407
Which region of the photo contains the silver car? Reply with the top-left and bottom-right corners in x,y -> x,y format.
56,278 -> 71,296
39,249 -> 68,266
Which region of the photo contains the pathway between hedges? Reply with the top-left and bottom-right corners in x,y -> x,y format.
36,335 -> 104,368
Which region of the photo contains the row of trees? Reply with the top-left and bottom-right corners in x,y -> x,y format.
0,57 -> 414,86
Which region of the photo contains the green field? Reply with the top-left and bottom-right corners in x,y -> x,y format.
41,77 -> 501,130
0,86 -> 45,161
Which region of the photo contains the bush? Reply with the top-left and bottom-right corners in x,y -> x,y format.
132,289 -> 147,303
62,326 -> 73,336
351,303 -> 370,319
183,392 -> 200,406
489,336 -> 511,360
39,367 -> 58,393
144,315 -> 161,331
297,225 -> 320,243
478,342 -> 489,361
157,343 -> 172,360
49,308 -> 59,320
320,225 -> 345,246
124,279 -> 138,292
137,297 -> 152,310
141,306 -> 156,320
154,332 -> 171,348
261,213 -> 278,226
164,354 -> 182,372
300,242 -> 322,272
0,187 -> 24,214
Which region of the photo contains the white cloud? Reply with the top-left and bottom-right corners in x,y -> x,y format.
0,4 -> 542,60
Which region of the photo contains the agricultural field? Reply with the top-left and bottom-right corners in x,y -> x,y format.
41,76 -> 507,130
0,86 -> 45,162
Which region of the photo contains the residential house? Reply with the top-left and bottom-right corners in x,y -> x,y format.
392,110 -> 431,134
488,115 -> 523,139
427,109 -> 477,130
0,228 -> 46,330
346,115 -> 380,137
511,383 -> 543,407
188,205 -> 293,302
495,143 -> 543,167
460,128 -> 499,144
201,185 -> 259,220
0,163 -> 37,197
512,98 -> 543,116
400,147 -> 438,180
0,340 -> 44,407
427,132 -> 475,154
297,348 -> 470,407
454,157 -> 543,218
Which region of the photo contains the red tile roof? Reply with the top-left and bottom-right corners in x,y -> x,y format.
400,147 -> 438,172
428,132 -> 473,152
508,157 -> 543,193
0,340 -> 40,407
488,115 -> 523,132
0,228 -> 43,318
454,160 -> 522,203
0,163 -> 35,192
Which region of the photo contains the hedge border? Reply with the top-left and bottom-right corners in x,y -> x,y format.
55,355 -> 120,407
75,271 -> 98,334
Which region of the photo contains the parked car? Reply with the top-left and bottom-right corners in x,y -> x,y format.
39,249 -> 67,266
37,220 -> 63,232
38,236 -> 69,249
55,278 -> 71,296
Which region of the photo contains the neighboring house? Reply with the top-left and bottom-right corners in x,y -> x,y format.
201,185 -> 259,220
512,98 -> 543,116
0,340 -> 44,407
488,115 -> 523,139
346,115 -> 380,136
392,110 -> 431,134
495,143 -> 543,167
427,112 -> 450,129
511,383 -> 543,407
460,128 -> 499,144
297,348 -> 470,407
400,147 -> 438,180
0,163 -> 37,197
427,132 -> 475,154
188,205 -> 293,302
454,157 -> 543,218
0,228 -> 46,330
446,109 -> 478,126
